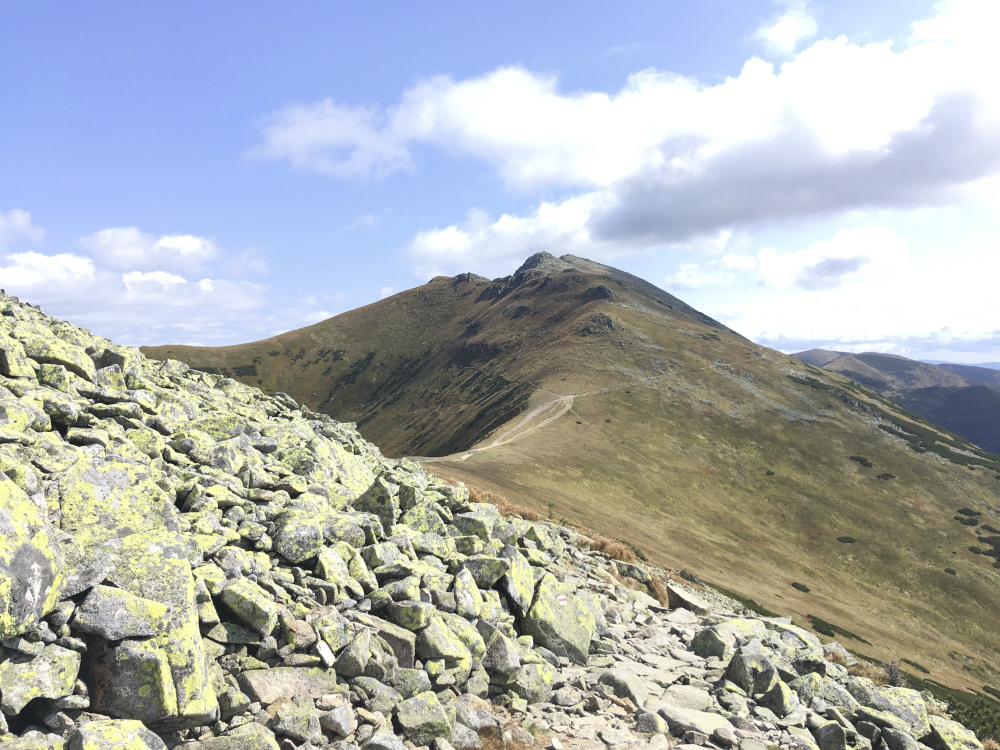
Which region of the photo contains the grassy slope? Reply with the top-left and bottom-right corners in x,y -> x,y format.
145,255 -> 1000,693
796,350 -> 1000,454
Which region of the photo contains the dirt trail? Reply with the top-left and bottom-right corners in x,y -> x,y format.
416,355 -> 762,464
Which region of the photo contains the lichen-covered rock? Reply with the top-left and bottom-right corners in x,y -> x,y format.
878,686 -> 931,739
272,696 -> 322,743
926,714 -> 984,750
218,578 -> 279,637
690,618 -> 768,660
523,573 -> 595,665
22,335 -> 96,381
0,642 -> 81,714
73,584 -> 171,640
181,722 -> 280,749
726,651 -> 779,697
68,719 -> 167,749
0,472 -> 66,638
395,691 -> 454,744
236,666 -> 341,705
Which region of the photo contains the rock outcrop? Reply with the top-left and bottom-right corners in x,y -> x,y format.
0,291 -> 988,750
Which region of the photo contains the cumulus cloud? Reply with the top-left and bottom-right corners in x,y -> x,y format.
754,0 -> 817,57
79,227 -> 219,272
0,251 -> 95,286
253,1 -> 1000,275
1,216 -> 343,346
0,209 -> 45,250
668,227 -> 906,291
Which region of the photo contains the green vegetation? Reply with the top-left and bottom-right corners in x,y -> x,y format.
902,658 -> 931,674
850,455 -> 874,467
791,582 -> 811,593
787,374 -> 834,390
711,584 -> 779,618
838,536 -> 857,544
232,364 -> 258,377
909,677 -> 1000,743
807,614 -> 872,645
959,507 -> 983,516
877,472 -> 896,481
945,568 -> 957,575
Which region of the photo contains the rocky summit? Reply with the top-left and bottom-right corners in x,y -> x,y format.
0,289 -> 988,750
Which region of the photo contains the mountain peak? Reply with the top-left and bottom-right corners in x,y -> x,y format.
514,251 -> 574,275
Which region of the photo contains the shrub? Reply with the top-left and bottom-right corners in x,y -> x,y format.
850,455 -> 874,467
792,582 -> 811,593
958,507 -> 983,517
956,516 -> 980,526
877,473 -> 896,481
766,470 -> 775,476
945,568 -> 957,575
838,536 -> 857,544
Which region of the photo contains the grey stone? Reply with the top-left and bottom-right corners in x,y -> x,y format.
598,668 -> 649,708
658,704 -> 733,736
813,721 -> 847,750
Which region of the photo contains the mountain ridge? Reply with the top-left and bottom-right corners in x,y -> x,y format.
145,253 -> 1000,693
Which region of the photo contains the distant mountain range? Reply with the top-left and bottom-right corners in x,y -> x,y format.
794,349 -> 1000,453
144,252 -> 1000,692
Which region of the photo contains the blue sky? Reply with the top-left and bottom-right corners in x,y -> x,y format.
2,1 -> 999,363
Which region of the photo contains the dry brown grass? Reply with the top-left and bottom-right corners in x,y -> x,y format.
440,476 -> 543,521
925,702 -> 947,717
848,661 -> 891,685
980,738 -> 999,750
609,567 -> 642,591
826,649 -> 848,666
575,528 -> 638,563
649,576 -> 670,607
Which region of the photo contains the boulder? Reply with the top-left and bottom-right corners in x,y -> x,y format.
0,643 -> 81,714
68,719 -> 167,749
0,472 -> 66,639
926,714 -> 984,750
523,573 -> 595,665
396,691 -> 454,744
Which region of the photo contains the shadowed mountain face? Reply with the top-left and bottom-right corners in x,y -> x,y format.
146,253 -> 1000,691
795,349 -> 1000,453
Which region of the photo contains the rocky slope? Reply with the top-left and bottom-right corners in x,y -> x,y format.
1,296 -> 991,750
141,255 -> 1000,694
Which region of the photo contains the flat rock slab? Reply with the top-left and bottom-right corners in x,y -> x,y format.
662,684 -> 713,712
237,667 -> 341,705
657,703 -> 733,737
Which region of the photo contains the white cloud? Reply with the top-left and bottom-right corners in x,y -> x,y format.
0,251 -> 95,286
0,218 -> 347,347
754,0 -> 818,57
0,209 -> 45,250
250,100 -> 412,179
379,286 -> 396,299
254,1 -> 1000,188
669,227 -> 906,291
122,270 -> 188,294
79,227 -> 219,272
